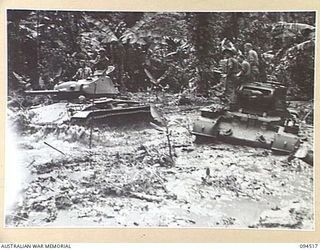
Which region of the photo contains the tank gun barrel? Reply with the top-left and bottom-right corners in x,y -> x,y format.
25,90 -> 60,95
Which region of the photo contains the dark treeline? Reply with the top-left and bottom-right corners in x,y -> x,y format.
7,10 -> 315,99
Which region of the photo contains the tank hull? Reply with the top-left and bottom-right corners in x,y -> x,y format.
69,98 -> 161,126
193,111 -> 300,154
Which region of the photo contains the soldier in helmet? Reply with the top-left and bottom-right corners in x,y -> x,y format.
244,43 -> 259,81
92,48 -> 110,71
237,54 -> 251,83
72,60 -> 92,80
223,48 -> 240,104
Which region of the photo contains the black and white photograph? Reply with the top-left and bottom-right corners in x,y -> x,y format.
5,10 -> 315,229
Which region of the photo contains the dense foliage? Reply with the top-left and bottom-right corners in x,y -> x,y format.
7,10 -> 315,99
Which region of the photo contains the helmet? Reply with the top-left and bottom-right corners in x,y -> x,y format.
244,43 -> 253,48
222,48 -> 237,55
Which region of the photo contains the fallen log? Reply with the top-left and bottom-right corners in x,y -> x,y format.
44,141 -> 66,155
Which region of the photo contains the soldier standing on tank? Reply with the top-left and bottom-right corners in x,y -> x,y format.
244,43 -> 259,81
223,48 -> 239,104
92,48 -> 110,71
237,54 -> 251,83
72,60 -> 92,80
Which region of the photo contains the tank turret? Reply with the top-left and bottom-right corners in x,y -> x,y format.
25,74 -> 119,100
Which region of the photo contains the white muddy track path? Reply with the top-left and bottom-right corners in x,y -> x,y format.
5,97 -> 314,229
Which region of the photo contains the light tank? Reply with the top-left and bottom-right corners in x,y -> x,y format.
192,81 -> 301,154
25,69 -> 161,125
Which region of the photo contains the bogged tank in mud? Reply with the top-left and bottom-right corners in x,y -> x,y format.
68,97 -> 159,126
193,81 -> 302,155
25,69 -> 161,126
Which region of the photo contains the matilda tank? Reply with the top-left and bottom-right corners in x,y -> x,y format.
192,81 -> 301,154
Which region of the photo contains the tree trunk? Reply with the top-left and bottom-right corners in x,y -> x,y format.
186,13 -> 214,95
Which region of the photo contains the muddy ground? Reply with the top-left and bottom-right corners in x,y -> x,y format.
5,93 -> 314,229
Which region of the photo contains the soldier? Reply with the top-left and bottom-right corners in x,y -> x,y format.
244,43 -> 259,81
92,48 -> 110,71
237,54 -> 251,83
223,48 -> 239,103
72,60 -> 92,80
